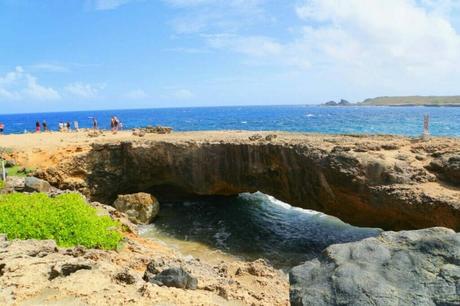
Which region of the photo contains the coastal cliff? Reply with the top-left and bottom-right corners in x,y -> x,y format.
11,131 -> 457,231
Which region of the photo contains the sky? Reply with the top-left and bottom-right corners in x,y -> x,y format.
1,0 -> 460,113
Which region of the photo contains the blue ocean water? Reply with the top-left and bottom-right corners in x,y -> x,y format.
1,105 -> 459,136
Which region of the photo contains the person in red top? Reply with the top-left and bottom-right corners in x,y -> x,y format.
35,121 -> 41,133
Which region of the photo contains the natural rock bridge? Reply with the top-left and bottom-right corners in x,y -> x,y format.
35,131 -> 460,230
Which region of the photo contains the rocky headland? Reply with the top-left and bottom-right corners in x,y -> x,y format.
7,130 -> 458,231
1,130 -> 459,305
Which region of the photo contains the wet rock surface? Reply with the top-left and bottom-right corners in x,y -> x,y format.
289,227 -> 460,306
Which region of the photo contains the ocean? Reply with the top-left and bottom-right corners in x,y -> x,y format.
1,105 -> 460,136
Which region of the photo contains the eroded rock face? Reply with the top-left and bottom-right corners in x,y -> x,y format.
289,227 -> 460,306
145,267 -> 198,290
36,134 -> 460,230
428,154 -> 460,186
0,236 -> 289,305
113,192 -> 160,224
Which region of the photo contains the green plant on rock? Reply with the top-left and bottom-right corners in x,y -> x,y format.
0,193 -> 123,250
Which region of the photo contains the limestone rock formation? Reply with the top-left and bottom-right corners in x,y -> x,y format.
113,192 -> 160,224
1,176 -> 25,193
289,227 -> 460,306
144,267 -> 198,290
427,154 -> 460,186
24,177 -> 51,193
0,235 -> 288,305
32,132 -> 460,230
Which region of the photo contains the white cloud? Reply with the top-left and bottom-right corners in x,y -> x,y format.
125,89 -> 148,99
164,0 -> 268,34
89,0 -> 138,10
173,89 -> 194,99
205,34 -> 282,57
291,0 -> 460,85
0,66 -> 61,101
29,63 -> 69,73
65,82 -> 105,98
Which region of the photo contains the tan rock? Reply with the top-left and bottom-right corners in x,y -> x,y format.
114,193 -> 160,224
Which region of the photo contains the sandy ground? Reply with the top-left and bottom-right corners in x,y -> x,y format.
1,129 -> 459,171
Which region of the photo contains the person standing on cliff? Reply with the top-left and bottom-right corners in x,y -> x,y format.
42,120 -> 48,132
35,121 -> 41,133
0,122 -> 4,134
92,117 -> 98,130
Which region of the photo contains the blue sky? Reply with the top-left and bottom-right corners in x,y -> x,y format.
1,0 -> 460,113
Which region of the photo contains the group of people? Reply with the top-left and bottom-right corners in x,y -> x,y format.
110,116 -> 122,133
0,116 -> 122,134
34,120 -> 50,133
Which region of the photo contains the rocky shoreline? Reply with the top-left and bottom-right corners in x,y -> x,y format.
20,131 -> 460,230
1,130 -> 459,305
0,191 -> 289,306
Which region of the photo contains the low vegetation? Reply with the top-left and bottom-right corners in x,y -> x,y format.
360,96 -> 460,106
0,193 -> 122,250
5,165 -> 33,177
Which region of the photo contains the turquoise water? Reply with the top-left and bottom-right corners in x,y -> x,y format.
140,193 -> 382,270
1,105 -> 459,136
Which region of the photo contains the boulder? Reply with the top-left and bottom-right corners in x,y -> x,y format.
113,192 -> 160,224
142,126 -> 173,134
427,154 -> 460,186
4,160 -> 16,167
49,262 -> 93,280
145,267 -> 197,290
3,176 -> 25,192
114,270 -> 137,285
249,134 -> 263,141
289,227 -> 460,306
24,177 -> 51,193
265,134 -> 277,141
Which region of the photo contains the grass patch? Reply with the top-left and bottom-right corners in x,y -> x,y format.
0,180 -> 4,189
6,165 -> 33,177
0,193 -> 122,250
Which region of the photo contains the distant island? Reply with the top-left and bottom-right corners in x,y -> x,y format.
322,96 -> 460,107
359,96 -> 460,106
323,99 -> 352,106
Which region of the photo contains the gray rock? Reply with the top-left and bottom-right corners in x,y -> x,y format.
4,160 -> 16,167
427,154 -> 460,186
49,262 -> 92,280
115,270 -> 137,285
249,134 -> 263,141
289,227 -> 460,306
24,177 -> 51,193
3,176 -> 25,192
113,192 -> 160,224
265,134 -> 278,141
145,267 -> 197,290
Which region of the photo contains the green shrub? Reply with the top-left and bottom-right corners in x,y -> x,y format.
0,180 -> 4,189
6,165 -> 33,177
0,193 -> 122,250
